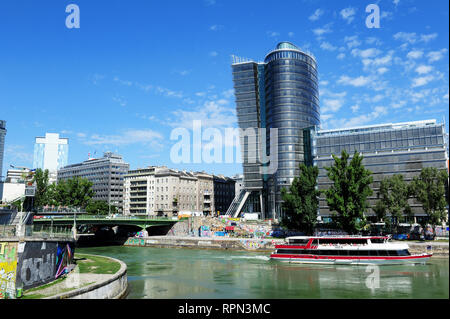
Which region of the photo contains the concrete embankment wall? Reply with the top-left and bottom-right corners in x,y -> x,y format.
123,236 -> 449,257
124,236 -> 284,251
48,255 -> 128,299
0,237 -> 75,298
407,242 -> 449,256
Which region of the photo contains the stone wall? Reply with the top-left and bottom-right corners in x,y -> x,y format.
124,236 -> 283,251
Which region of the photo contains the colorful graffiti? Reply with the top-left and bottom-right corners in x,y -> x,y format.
239,239 -> 273,250
55,243 -> 74,279
0,242 -> 18,299
125,238 -> 145,246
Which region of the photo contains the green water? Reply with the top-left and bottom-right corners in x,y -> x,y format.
77,246 -> 449,299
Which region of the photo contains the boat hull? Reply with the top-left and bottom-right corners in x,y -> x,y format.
270,254 -> 432,265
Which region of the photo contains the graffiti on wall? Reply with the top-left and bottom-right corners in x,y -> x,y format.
239,239 -> 274,250
55,243 -> 74,279
0,242 -> 18,299
125,238 -> 145,246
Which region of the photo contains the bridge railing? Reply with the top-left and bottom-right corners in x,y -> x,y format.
0,224 -> 16,238
31,224 -> 73,238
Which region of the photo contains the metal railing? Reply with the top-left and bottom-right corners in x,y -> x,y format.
31,225 -> 73,238
0,225 -> 16,237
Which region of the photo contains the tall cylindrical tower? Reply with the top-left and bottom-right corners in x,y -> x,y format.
264,42 -> 320,217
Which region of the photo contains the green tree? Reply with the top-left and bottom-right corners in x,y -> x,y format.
410,167 -> 449,236
281,164 -> 320,235
377,174 -> 413,233
86,200 -> 118,215
54,177 -> 94,208
31,168 -> 51,208
325,150 -> 373,234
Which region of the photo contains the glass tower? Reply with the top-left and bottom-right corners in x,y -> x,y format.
33,133 -> 69,181
0,120 -> 6,181
231,42 -> 319,219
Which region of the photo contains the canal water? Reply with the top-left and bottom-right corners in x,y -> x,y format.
77,246 -> 449,299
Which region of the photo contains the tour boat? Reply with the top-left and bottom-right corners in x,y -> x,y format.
270,236 -> 432,265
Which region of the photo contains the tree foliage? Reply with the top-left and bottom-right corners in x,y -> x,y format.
324,150 -> 373,234
410,167 -> 448,232
376,174 -> 413,232
28,169 -> 94,209
86,200 -> 118,215
281,164 -> 320,235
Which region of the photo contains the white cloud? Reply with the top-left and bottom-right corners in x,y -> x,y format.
209,51 -> 218,57
427,49 -> 448,62
288,32 -> 295,37
112,96 -> 127,107
319,80 -> 329,86
338,75 -> 372,87
209,24 -> 223,31
344,35 -> 361,49
267,31 -> 280,38
420,33 -> 438,42
340,7 -> 356,24
351,104 -> 360,113
309,8 -> 324,21
326,106 -> 387,129
415,65 -> 433,74
407,50 -> 423,59
351,48 -> 381,59
320,41 -> 337,51
391,101 -> 407,109
377,67 -> 389,74
393,0 -> 400,6
337,53 -> 345,60
411,75 -> 434,87
312,23 -> 332,36
393,32 -> 417,44
366,37 -> 382,46
322,99 -> 344,113
84,129 -> 164,148
170,100 -> 237,129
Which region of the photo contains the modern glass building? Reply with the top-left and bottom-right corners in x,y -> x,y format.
33,133 -> 68,182
228,42 -> 319,219
314,119 -> 448,222
0,120 -> 6,180
0,120 -> 6,200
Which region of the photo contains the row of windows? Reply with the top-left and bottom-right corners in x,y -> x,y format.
267,118 -> 320,129
276,249 -> 411,256
316,137 -> 445,156
265,67 -> 318,84
265,50 -> 316,68
265,74 -> 318,91
266,58 -> 317,75
317,126 -> 444,145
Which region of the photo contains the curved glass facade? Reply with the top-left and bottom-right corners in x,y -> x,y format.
264,44 -> 320,215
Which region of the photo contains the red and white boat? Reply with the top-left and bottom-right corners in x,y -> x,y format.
270,236 -> 432,265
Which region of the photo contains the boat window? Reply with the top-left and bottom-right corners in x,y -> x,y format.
317,238 -> 367,245
377,250 -> 388,256
339,250 -> 348,256
311,239 -> 319,245
371,238 -> 385,243
357,250 -> 369,256
397,249 -> 410,256
368,250 -> 378,256
289,238 -> 309,244
387,250 -> 398,256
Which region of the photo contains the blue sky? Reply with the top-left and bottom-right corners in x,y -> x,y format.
0,0 -> 448,177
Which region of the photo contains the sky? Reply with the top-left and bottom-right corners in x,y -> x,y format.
0,0 -> 448,178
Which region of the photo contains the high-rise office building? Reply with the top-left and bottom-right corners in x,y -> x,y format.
314,119 -> 448,223
57,152 -> 129,211
0,120 -> 6,180
33,133 -> 68,182
0,120 -> 6,200
228,42 -> 319,219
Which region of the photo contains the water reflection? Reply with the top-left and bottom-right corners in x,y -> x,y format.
77,246 -> 449,299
